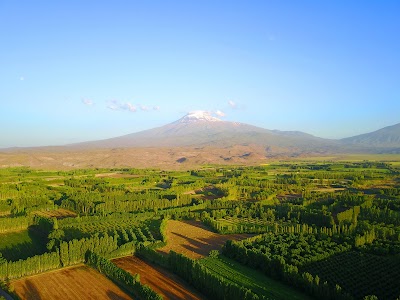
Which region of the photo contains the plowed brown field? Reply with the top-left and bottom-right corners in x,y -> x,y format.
11,265 -> 132,300
33,208 -> 77,219
158,220 -> 252,259
113,256 -> 205,300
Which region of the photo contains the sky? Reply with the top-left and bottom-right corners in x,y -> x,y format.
1,1 -> 399,148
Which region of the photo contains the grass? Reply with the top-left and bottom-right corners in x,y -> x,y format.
200,256 -> 312,300
284,154 -> 400,163
0,229 -> 47,261
339,154 -> 400,162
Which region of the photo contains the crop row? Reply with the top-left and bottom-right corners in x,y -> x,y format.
303,251 -> 400,300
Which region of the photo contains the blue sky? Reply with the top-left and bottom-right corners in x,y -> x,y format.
1,1 -> 399,147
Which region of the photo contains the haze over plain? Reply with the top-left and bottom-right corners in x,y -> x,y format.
1,1 -> 399,148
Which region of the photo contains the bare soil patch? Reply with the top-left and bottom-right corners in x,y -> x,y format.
0,212 -> 11,217
113,256 -> 205,300
277,193 -> 302,202
33,208 -> 77,219
158,220 -> 252,259
312,187 -> 345,193
95,173 -> 140,179
0,145 -> 272,170
11,265 -> 131,300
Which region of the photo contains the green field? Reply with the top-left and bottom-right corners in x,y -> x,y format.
200,256 -> 312,300
290,154 -> 400,162
0,229 -> 47,261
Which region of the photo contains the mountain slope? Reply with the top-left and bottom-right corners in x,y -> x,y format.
73,111 -> 337,151
341,123 -> 400,151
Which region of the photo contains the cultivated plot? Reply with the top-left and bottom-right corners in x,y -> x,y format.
158,220 -> 252,259
113,256 -> 205,300
11,265 -> 132,300
33,208 -> 77,219
200,256 -> 312,300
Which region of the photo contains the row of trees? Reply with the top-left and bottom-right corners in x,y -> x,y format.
0,233 -> 138,280
337,206 -> 360,226
233,232 -> 352,267
0,216 -> 32,233
222,239 -> 352,300
359,207 -> 400,226
168,251 -> 261,300
204,215 -> 354,237
0,251 -> 60,280
136,244 -> 261,300
86,251 -> 162,300
61,190 -> 194,215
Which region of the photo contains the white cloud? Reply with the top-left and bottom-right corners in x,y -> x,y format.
107,104 -> 119,110
123,102 -> 137,112
107,99 -> 120,110
106,100 -> 158,113
82,98 -> 94,106
215,110 -> 226,117
228,100 -> 237,108
139,105 -> 149,111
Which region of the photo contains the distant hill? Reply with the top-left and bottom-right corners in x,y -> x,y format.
341,123 -> 400,153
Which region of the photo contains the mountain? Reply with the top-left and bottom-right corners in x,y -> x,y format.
1,112 -> 399,169
73,111 -> 338,152
341,123 -> 400,153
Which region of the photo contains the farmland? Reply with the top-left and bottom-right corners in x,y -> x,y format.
0,230 -> 46,261
33,208 -> 77,219
11,265 -> 132,300
0,160 -> 399,299
303,251 -> 400,300
200,256 -> 312,300
113,256 -> 205,300
157,219 -> 252,259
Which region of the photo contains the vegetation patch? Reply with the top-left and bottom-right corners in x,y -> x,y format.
200,256 -> 312,300
0,229 -> 47,261
303,251 -> 400,300
0,161 -> 399,299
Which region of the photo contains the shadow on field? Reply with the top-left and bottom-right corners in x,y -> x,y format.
172,232 -> 208,247
169,232 -> 211,257
170,230 -> 252,257
198,233 -> 252,253
106,290 -> 131,300
20,279 -> 42,300
1,229 -> 47,261
113,256 -> 205,300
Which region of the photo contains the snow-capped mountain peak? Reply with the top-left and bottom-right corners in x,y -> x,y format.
177,111 -> 222,123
